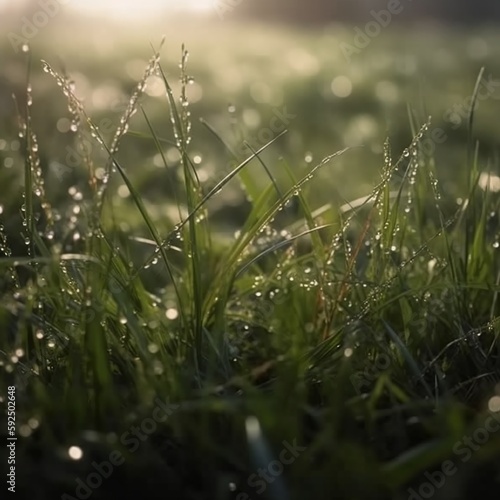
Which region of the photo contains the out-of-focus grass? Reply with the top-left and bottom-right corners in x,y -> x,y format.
1,16 -> 500,223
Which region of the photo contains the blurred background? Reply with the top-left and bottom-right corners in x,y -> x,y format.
0,0 -> 500,250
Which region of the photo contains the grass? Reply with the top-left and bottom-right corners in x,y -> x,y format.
1,35 -> 500,500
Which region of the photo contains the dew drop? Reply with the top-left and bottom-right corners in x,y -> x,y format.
68,446 -> 83,460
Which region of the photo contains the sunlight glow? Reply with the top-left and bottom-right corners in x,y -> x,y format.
69,0 -> 213,18
0,0 -> 214,18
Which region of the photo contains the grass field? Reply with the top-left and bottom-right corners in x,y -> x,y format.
1,15 -> 500,500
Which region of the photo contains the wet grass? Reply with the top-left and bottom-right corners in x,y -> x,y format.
1,27 -> 500,500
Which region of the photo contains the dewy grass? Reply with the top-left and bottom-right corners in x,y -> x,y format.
0,46 -> 499,500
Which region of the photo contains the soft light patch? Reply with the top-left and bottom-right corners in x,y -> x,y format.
68,0 -> 213,19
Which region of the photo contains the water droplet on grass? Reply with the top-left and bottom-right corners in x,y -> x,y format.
166,308 -> 178,320
148,343 -> 159,354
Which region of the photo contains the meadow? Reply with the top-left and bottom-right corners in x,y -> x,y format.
1,14 -> 500,500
